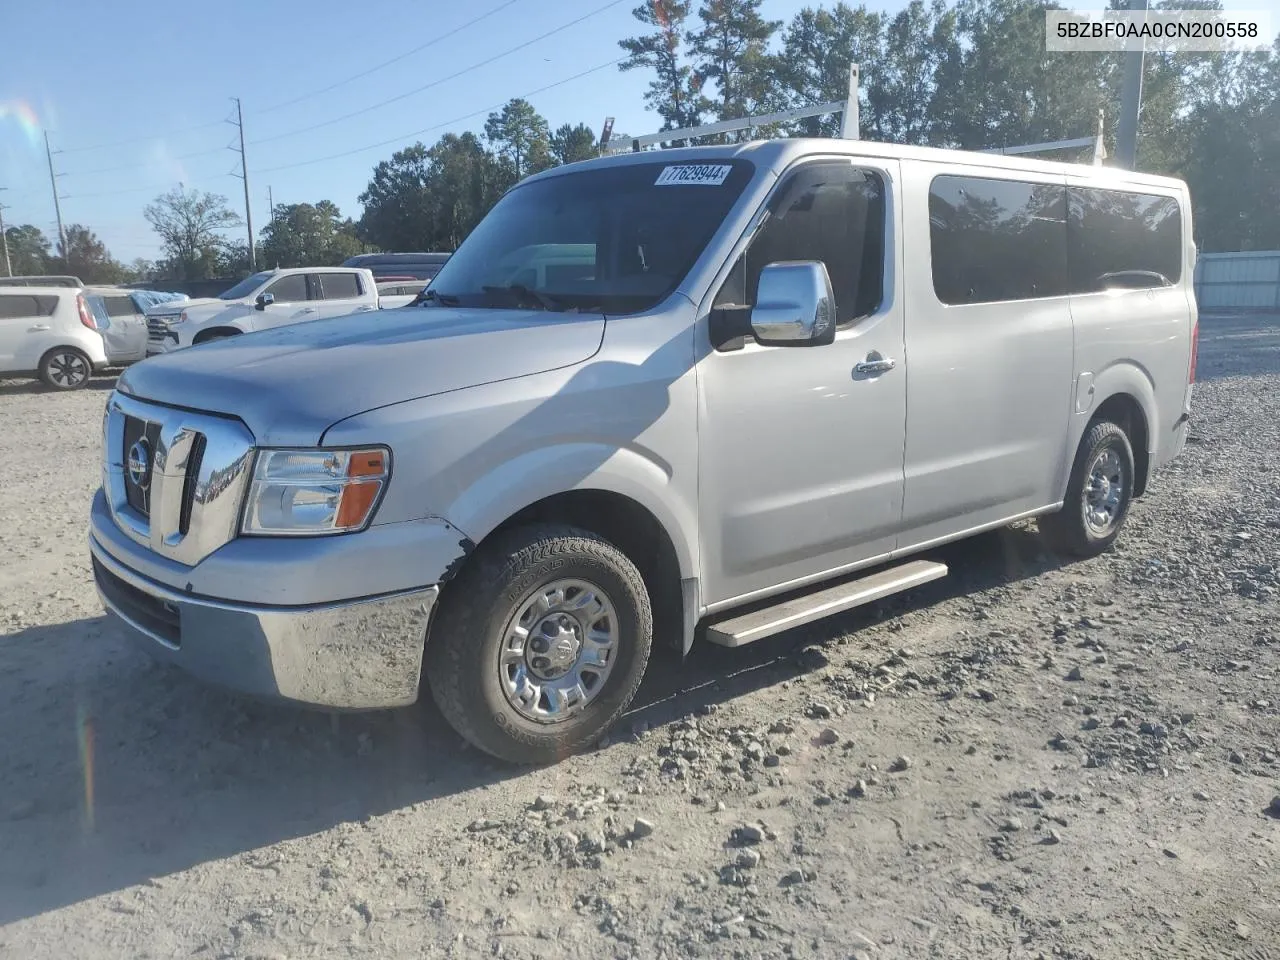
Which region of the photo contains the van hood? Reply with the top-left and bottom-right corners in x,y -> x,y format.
117,307 -> 606,446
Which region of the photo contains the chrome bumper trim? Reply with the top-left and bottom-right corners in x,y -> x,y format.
91,535 -> 438,710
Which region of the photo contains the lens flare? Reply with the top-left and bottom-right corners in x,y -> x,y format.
0,99 -> 43,147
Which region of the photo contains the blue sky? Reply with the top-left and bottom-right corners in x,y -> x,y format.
0,0 -> 1269,263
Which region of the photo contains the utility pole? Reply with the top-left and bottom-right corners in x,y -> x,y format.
1115,0 -> 1148,170
268,185 -> 274,226
229,98 -> 256,270
44,132 -> 68,269
0,188 -> 10,276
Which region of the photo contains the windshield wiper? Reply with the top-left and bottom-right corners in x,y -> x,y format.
415,288 -> 460,307
481,284 -> 563,311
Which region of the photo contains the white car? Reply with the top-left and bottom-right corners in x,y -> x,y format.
375,279 -> 427,309
0,285 -> 109,389
145,267 -> 378,355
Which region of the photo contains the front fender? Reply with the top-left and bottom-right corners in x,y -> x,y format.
444,442 -> 699,580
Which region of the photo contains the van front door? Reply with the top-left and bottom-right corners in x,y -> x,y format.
697,157 -> 906,609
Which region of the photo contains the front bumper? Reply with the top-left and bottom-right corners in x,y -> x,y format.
90,535 -> 438,710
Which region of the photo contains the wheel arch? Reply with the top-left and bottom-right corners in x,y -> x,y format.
442,484 -> 694,656
192,326 -> 244,344
1075,362 -> 1158,498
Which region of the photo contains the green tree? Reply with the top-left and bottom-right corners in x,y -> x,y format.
143,186 -> 241,280
3,224 -> 52,275
258,201 -> 364,268
549,123 -> 599,165
484,98 -> 552,179
686,0 -> 781,128
58,224 -> 126,283
359,133 -> 509,252
776,4 -> 887,137
619,0 -> 710,135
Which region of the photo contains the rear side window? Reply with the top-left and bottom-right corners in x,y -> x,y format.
0,294 -> 58,319
320,273 -> 362,300
715,161 -> 886,327
103,295 -> 137,317
265,274 -> 309,302
1068,187 -> 1182,291
929,175 -> 1068,305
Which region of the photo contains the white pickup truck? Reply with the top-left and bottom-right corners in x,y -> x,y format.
145,266 -> 379,355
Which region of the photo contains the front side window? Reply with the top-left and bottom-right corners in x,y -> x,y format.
265,274 -> 309,303
1068,187 -> 1182,291
428,160 -> 755,315
714,161 -> 886,327
320,273 -> 362,300
929,175 -> 1068,305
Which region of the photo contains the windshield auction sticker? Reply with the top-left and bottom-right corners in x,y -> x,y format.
655,164 -> 733,186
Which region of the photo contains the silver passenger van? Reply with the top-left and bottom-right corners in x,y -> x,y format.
89,139 -> 1197,764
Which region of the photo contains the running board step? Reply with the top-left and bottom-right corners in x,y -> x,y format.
705,559 -> 948,648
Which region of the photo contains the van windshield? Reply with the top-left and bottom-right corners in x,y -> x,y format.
218,271 -> 273,300
426,160 -> 755,315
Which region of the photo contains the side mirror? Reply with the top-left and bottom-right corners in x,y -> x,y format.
255,292 -> 275,311
750,261 -> 836,346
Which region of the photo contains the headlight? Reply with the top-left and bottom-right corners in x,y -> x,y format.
240,447 -> 390,536
176,311 -> 188,323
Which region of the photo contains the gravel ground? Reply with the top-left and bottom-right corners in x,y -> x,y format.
1,314 -> 1278,960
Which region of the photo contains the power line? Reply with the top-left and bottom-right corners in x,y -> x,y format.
54,118 -> 227,156
61,145 -> 232,179
257,0 -> 527,114
252,0 -> 630,146
252,56 -> 626,175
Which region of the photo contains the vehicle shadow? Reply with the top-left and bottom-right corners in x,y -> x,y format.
0,523 -> 1061,925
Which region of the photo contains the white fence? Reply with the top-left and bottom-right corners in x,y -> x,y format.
1195,250 -> 1280,312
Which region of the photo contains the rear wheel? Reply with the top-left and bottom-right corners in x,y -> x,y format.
39,347 -> 92,390
424,524 -> 652,764
1040,420 -> 1135,558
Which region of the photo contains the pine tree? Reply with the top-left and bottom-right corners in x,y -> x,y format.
686,0 -> 781,130
619,0 -> 710,135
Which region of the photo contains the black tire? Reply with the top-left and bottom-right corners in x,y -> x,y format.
1040,420 -> 1135,558
424,524 -> 653,764
38,347 -> 93,391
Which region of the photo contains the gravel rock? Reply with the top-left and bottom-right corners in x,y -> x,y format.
890,756 -> 912,773
817,728 -> 840,746
631,818 -> 655,839
735,849 -> 761,869
1065,666 -> 1085,682
531,794 -> 557,811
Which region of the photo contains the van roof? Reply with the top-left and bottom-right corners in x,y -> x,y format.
526,136 -> 1188,192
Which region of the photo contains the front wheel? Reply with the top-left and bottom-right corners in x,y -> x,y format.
424,524 -> 653,764
1040,420 -> 1135,558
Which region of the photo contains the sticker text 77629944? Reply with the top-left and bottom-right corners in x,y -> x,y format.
654,164 -> 733,186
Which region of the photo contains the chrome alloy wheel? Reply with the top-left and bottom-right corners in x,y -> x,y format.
1083,447 -> 1126,535
499,579 -> 619,723
48,351 -> 89,388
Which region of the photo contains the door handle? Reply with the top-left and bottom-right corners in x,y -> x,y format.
854,355 -> 896,375
300,308 -> 317,314
28,324 -> 51,331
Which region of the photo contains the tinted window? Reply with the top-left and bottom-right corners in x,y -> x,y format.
1068,188 -> 1182,291
320,273 -> 362,299
265,274 -> 309,302
715,162 -> 885,326
103,295 -> 137,317
929,176 -> 1067,304
0,294 -> 57,319
430,160 -> 754,314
